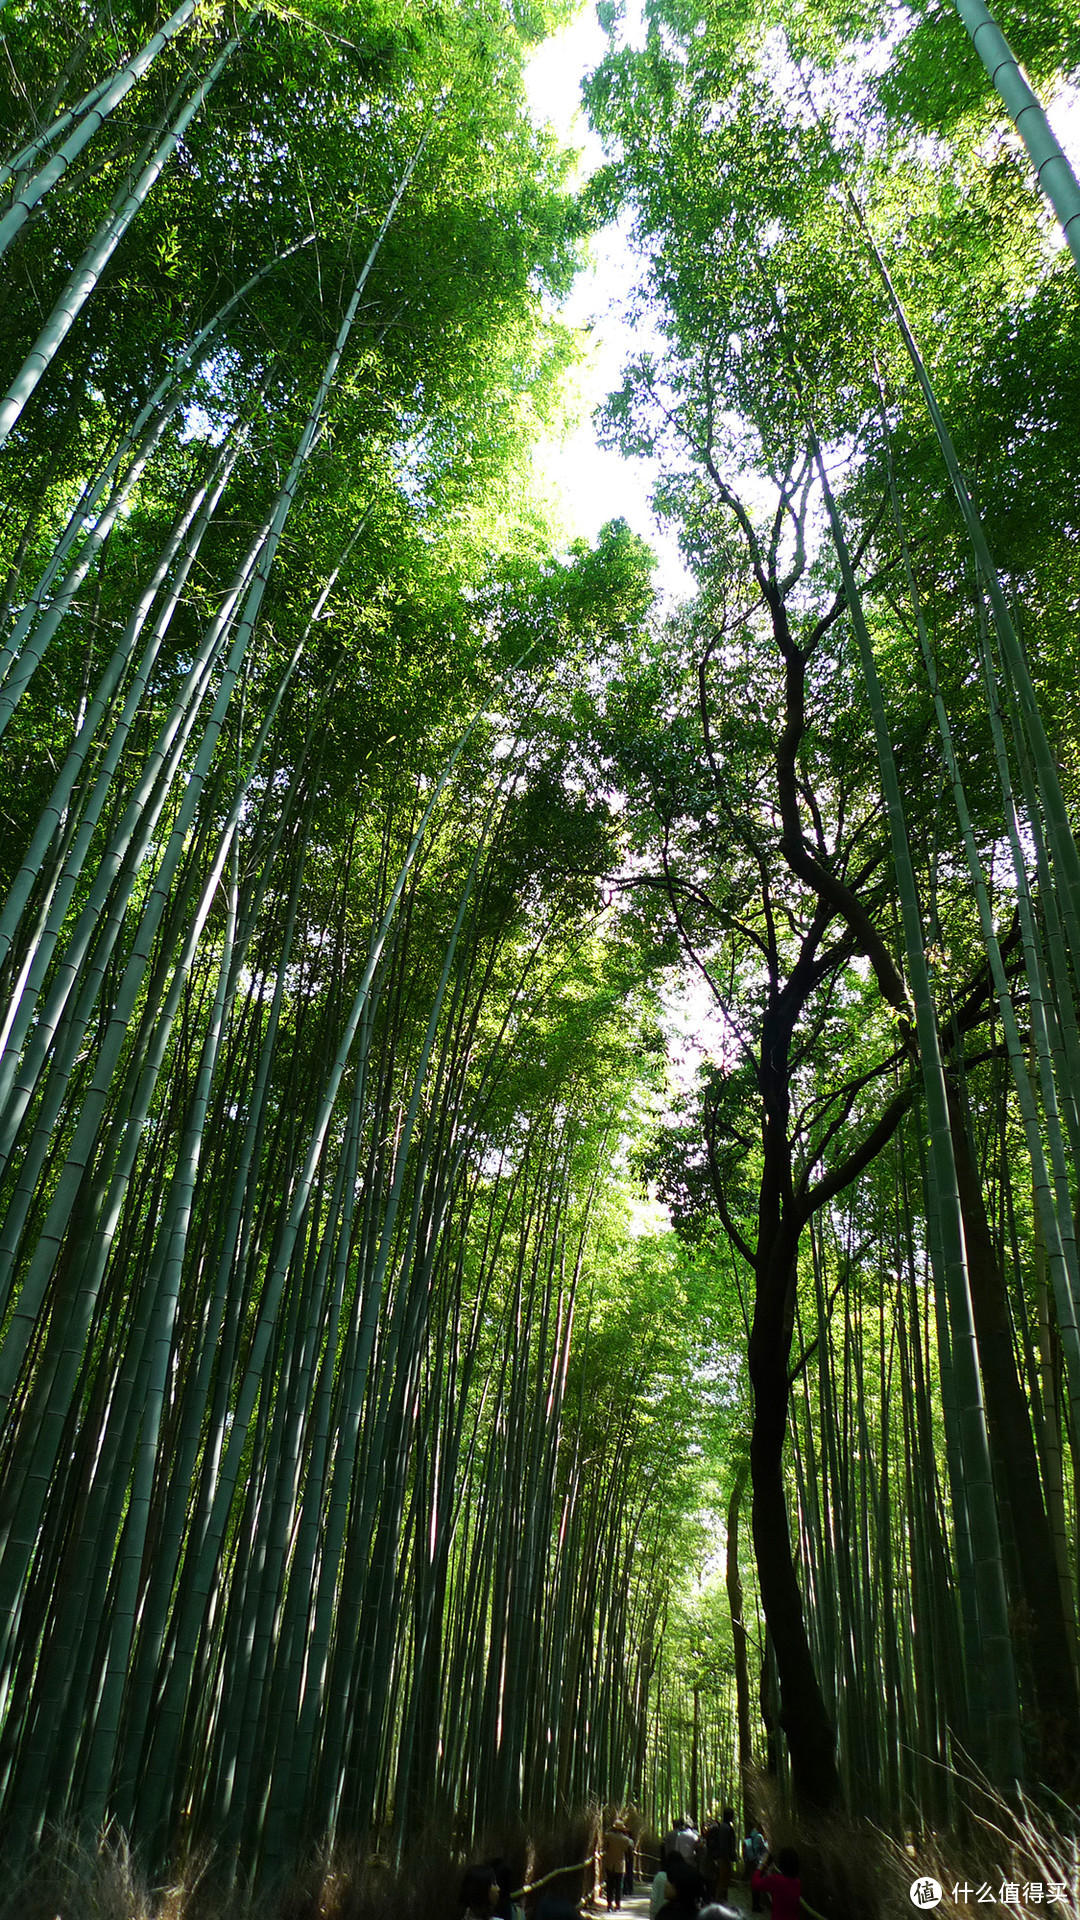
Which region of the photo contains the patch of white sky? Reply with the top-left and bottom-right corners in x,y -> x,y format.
661,970 -> 740,1092
524,3 -> 695,605
523,4 -> 757,1114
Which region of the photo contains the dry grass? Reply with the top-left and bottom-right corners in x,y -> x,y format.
0,1827 -> 173,1920
749,1771 -> 1080,1920
2,1790 -> 1075,1920
0,1815 -> 596,1920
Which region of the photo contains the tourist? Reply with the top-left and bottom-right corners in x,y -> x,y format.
751,1847 -> 801,1920
661,1819 -> 683,1861
742,1822 -> 766,1911
712,1808 -> 737,1902
461,1865 -> 500,1920
663,1855 -> 705,1919
651,1853 -> 679,1918
700,1815 -> 721,1895
489,1858 -> 524,1920
662,1817 -> 699,1865
675,1820 -> 699,1865
602,1818 -> 634,1910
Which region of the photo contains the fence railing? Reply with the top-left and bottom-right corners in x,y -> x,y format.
513,1857 -> 593,1902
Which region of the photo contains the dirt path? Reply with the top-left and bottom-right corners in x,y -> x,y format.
603,1869 -> 753,1920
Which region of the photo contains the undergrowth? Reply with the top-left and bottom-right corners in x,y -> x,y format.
1,1789 -> 1076,1920
753,1772 -> 1080,1920
0,1811 -> 600,1920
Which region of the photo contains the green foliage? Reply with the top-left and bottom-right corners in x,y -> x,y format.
0,0 -> 713,1874
579,0 -> 1080,1816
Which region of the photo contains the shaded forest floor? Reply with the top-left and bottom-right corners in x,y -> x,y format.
1,1794 -> 1077,1920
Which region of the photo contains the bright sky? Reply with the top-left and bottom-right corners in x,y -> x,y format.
524,5 -> 696,602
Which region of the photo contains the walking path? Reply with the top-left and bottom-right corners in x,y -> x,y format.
607,1872 -> 752,1920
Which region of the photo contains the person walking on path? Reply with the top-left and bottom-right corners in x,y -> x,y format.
662,1818 -> 698,1865
750,1847 -> 801,1920
602,1818 -> 634,1911
707,1809 -> 737,1903
650,1853 -> 679,1918
662,1856 -> 706,1920
700,1816 -> 720,1898
742,1823 -> 766,1912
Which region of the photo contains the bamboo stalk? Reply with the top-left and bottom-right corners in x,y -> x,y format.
0,0 -> 203,260
0,40 -> 241,448
949,0 -> 1080,274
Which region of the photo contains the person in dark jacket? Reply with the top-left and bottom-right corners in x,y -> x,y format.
712,1809 -> 737,1902
461,1866 -> 500,1920
663,1854 -> 706,1920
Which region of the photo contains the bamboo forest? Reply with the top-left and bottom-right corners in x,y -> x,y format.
1,0 -> 1079,1914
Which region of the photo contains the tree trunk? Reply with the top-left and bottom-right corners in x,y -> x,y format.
747,969 -> 841,1810
725,1459 -> 753,1805
749,1331 -> 840,1808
